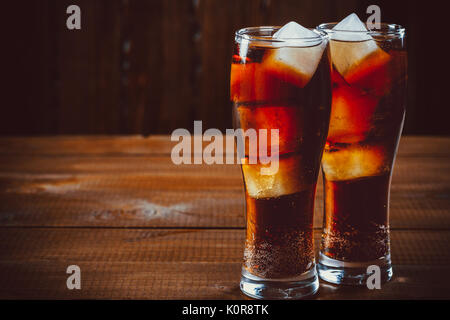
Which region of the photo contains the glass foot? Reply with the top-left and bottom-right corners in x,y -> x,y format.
240,266 -> 319,300
317,252 -> 393,286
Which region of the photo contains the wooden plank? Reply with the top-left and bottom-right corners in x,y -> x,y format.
0,136 -> 172,156
0,156 -> 244,228
397,136 -> 450,157
0,228 -> 449,299
196,0 -> 268,132
93,0 -> 123,134
55,0 -> 122,134
0,152 -> 448,229
3,2 -> 447,137
156,0 -> 197,134
318,266 -> 450,300
0,135 -> 217,156
1,1 -> 59,135
119,0 -> 164,134
0,136 -> 449,158
0,136 -> 448,157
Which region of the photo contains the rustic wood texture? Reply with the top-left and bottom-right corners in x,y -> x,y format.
0,135 -> 449,299
0,229 -> 449,299
3,0 -> 446,135
0,136 -> 448,229
1,135 -> 449,156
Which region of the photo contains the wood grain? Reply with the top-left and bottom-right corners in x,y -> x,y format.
0,228 -> 449,299
0,136 -> 448,157
0,136 -> 449,299
4,1 -> 443,136
0,136 -> 449,229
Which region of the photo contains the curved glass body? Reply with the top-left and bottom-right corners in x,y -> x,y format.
231,26 -> 331,299
316,23 -> 407,285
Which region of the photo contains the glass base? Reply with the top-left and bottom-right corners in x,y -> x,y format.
240,266 -> 319,300
317,252 -> 393,286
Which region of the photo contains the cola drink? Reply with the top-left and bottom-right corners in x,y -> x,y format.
317,17 -> 407,285
231,24 -> 331,299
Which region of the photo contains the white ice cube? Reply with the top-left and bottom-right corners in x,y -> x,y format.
264,21 -> 326,88
322,145 -> 389,181
273,21 -> 318,40
329,13 -> 390,79
331,13 -> 371,41
242,155 -> 306,199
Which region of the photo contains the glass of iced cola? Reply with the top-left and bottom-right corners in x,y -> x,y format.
230,22 -> 331,299
316,14 -> 407,285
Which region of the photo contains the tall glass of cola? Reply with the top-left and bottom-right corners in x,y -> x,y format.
231,25 -> 331,299
316,20 -> 407,285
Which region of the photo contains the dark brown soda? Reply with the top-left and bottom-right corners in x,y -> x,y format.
321,173 -> 391,261
321,41 -> 407,263
231,39 -> 331,279
243,189 -> 315,279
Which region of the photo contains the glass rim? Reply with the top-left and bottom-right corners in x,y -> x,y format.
316,22 -> 405,37
235,26 -> 328,45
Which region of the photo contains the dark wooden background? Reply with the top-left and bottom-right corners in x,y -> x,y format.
1,0 -> 448,135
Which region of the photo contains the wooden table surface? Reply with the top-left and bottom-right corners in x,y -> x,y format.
0,135 -> 449,299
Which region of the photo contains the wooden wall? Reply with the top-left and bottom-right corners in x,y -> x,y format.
1,0 -> 446,135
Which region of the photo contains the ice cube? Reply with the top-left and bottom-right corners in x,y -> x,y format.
327,70 -> 378,143
331,13 -> 371,41
230,62 -> 302,102
273,21 -> 318,40
236,105 -> 302,155
330,13 -> 390,87
242,154 -> 306,198
263,21 -> 326,88
322,144 -> 388,181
